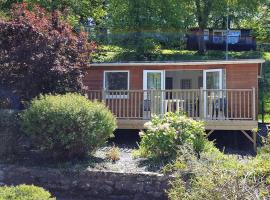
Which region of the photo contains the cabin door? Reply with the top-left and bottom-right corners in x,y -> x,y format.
203,69 -> 224,119
143,70 -> 165,119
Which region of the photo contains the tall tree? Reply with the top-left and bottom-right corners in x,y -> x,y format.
240,3 -> 270,42
107,0 -> 194,60
182,0 -> 265,53
0,0 -> 107,26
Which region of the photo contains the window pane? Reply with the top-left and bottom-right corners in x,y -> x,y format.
147,73 -> 161,89
206,71 -> 220,89
181,79 -> 191,89
105,72 -> 128,90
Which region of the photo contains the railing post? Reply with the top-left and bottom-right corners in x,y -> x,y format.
252,87 -> 256,120
200,88 -> 204,120
102,90 -> 106,103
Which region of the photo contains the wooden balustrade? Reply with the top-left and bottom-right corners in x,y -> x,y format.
86,88 -> 256,121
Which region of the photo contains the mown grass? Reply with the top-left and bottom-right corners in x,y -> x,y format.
92,45 -> 267,63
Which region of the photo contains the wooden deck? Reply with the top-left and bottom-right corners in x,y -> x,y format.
87,89 -> 258,150
117,119 -> 257,130
87,88 -> 257,130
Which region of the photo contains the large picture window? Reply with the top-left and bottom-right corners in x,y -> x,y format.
104,71 -> 129,98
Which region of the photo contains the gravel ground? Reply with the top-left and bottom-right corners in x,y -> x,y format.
92,145 -> 148,173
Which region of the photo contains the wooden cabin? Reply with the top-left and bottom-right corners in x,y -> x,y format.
186,28 -> 256,51
84,59 -> 264,149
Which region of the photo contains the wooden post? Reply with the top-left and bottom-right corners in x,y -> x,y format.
252,87 -> 256,120
200,88 -> 204,120
102,90 -> 106,103
253,130 -> 257,152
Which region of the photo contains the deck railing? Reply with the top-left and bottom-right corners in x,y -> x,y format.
86,88 -> 256,121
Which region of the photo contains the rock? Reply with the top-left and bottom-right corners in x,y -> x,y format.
0,164 -> 172,200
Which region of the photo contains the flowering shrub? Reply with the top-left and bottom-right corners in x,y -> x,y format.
21,93 -> 117,160
137,112 -> 207,159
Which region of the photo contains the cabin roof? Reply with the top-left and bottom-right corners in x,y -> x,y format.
89,59 -> 265,67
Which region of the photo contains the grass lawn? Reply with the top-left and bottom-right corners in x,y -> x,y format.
92,45 -> 270,63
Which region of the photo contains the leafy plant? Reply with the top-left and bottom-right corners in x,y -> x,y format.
21,93 -> 117,160
0,184 -> 55,200
166,133 -> 270,200
106,145 -> 120,163
167,148 -> 270,200
135,112 -> 207,160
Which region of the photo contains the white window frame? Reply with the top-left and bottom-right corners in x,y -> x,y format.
103,70 -> 130,99
203,69 -> 223,90
213,30 -> 225,43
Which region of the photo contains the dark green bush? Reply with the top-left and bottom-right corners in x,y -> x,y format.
21,93 -> 117,160
0,184 -> 55,200
135,112 -> 207,160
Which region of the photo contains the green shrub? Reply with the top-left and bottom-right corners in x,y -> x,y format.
166,138 -> 270,200
21,93 -> 117,160
167,149 -> 270,200
136,112 -> 207,159
0,184 -> 55,200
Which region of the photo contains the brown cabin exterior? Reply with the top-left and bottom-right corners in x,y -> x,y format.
83,59 -> 264,149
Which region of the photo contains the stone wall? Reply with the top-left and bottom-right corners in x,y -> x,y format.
0,165 -> 173,200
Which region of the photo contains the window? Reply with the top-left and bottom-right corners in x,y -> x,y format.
204,29 -> 209,41
213,30 -> 225,44
227,30 -> 241,44
181,79 -> 192,89
104,71 -> 129,98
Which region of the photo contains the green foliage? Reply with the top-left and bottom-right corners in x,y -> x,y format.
107,0 -> 192,59
21,93 -> 117,160
167,137 -> 270,200
136,112 -> 207,160
0,184 -> 55,200
241,4 -> 270,43
168,154 -> 270,199
0,0 -> 106,26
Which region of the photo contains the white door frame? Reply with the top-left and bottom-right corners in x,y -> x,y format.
203,69 -> 223,90
203,69 -> 223,118
143,70 -> 165,117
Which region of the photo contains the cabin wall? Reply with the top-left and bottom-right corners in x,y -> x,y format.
83,63 -> 259,117
84,63 -> 259,91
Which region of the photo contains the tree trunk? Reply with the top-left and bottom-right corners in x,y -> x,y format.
198,27 -> 206,54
